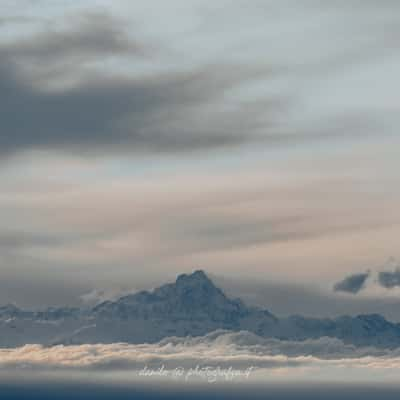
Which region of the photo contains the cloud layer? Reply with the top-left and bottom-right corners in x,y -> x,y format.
1,1 -> 399,159
1,330 -> 400,384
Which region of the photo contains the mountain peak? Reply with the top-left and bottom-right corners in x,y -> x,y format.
94,270 -> 250,325
173,270 -> 221,297
176,270 -> 212,285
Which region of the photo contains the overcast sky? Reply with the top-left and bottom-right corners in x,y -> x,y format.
0,0 -> 400,314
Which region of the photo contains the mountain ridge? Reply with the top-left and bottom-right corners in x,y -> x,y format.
1,270 -> 400,348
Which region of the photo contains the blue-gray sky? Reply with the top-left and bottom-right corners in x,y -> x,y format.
0,0 -> 400,313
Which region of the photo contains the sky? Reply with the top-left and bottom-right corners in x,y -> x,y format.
0,0 -> 400,314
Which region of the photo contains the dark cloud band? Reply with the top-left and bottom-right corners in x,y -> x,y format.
0,12 -> 285,159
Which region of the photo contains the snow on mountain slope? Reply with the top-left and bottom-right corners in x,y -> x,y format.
1,270 -> 400,348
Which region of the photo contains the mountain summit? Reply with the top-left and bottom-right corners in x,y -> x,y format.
1,270 -> 400,348
94,270 -> 248,324
177,269 -> 212,283
154,269 -> 220,300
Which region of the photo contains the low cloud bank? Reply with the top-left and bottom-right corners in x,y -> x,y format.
1,330 -> 400,373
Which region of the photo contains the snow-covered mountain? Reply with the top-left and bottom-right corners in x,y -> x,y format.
1,270 -> 400,348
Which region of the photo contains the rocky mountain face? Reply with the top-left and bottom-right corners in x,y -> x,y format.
1,270 -> 400,348
93,270 -> 249,323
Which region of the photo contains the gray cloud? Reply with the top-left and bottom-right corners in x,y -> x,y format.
0,12 -> 146,82
5,13 -> 138,59
0,12 -> 285,159
216,274 -> 400,322
0,3 -> 395,160
0,61 -> 276,158
333,272 -> 370,294
379,269 -> 400,289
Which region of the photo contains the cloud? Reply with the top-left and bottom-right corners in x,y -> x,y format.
0,11 -> 285,159
379,271 -> 400,289
1,4 -> 382,161
1,330 -> 400,378
0,12 -> 142,67
378,259 -> 400,289
216,275 -> 400,322
333,272 -> 370,294
0,61 -> 262,158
